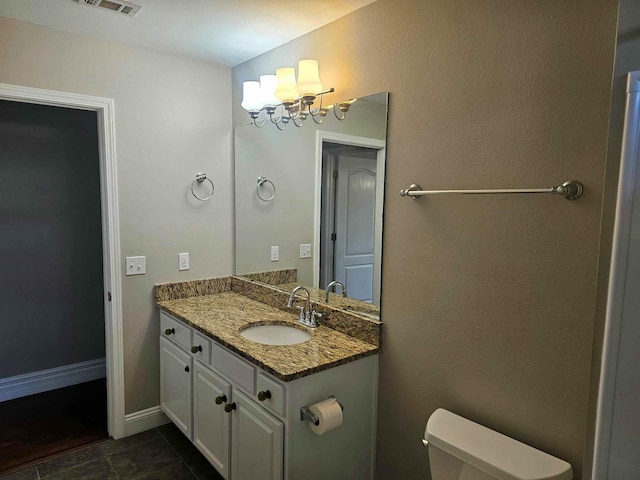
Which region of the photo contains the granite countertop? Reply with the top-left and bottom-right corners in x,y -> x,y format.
157,292 -> 379,382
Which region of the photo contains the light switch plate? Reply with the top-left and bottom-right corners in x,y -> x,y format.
300,244 -> 311,259
125,256 -> 146,276
179,252 -> 190,271
270,246 -> 279,262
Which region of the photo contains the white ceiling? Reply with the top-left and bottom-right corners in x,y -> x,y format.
0,0 -> 376,67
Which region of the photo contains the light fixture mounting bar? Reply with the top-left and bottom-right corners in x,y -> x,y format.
316,88 -> 335,96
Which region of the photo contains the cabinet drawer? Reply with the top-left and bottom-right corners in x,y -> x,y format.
160,311 -> 192,351
256,373 -> 285,417
191,331 -> 211,365
211,343 -> 255,395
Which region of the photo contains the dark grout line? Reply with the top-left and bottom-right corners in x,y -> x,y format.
37,457 -> 103,480
155,427 -> 198,480
33,439 -> 117,479
104,455 -> 120,480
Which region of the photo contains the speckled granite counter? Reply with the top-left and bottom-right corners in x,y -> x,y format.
157,291 -> 379,382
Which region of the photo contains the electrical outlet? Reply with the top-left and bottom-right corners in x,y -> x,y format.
300,244 -> 311,259
179,252 -> 190,271
270,246 -> 279,262
125,256 -> 146,276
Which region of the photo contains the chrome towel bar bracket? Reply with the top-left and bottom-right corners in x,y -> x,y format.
400,180 -> 583,200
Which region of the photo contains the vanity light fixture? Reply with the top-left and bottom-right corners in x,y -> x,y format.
241,59 -> 353,130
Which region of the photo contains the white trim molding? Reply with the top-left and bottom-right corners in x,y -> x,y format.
0,358 -> 106,402
125,406 -> 170,436
0,83 -> 125,439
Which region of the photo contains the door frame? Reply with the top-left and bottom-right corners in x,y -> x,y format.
314,131 -> 385,304
592,71 -> 640,478
0,82 -> 125,439
319,150 -> 339,287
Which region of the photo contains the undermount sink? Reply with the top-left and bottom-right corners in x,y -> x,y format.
240,323 -> 311,346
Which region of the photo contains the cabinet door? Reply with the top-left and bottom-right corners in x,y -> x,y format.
160,337 -> 192,438
194,361 -> 231,479
231,389 -> 284,480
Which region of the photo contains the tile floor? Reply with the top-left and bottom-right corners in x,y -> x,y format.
0,424 -> 223,480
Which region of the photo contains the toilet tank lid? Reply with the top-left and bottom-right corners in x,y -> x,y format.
424,409 -> 573,480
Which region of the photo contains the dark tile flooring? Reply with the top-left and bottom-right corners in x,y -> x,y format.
0,424 -> 224,480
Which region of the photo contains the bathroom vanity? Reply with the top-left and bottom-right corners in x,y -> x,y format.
156,275 -> 380,480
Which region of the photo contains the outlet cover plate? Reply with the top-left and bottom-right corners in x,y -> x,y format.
179,252 -> 190,271
300,244 -> 311,259
270,246 -> 279,262
126,256 -> 146,276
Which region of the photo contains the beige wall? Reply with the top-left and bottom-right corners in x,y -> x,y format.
0,17 -> 233,413
233,1 -> 618,478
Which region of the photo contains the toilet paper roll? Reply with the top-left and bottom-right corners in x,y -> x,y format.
308,397 -> 343,435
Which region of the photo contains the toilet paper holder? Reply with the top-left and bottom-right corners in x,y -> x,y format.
300,395 -> 344,425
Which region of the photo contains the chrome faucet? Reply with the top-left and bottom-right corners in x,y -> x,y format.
287,286 -> 322,328
325,280 -> 347,303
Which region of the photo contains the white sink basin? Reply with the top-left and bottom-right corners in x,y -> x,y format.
240,324 -> 311,346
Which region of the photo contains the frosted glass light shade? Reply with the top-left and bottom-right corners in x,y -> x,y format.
260,75 -> 280,107
296,59 -> 323,95
275,68 -> 299,102
241,81 -> 263,112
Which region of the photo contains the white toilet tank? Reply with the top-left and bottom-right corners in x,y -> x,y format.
423,409 -> 573,480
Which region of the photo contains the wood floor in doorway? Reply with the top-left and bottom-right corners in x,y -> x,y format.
0,379 -> 108,477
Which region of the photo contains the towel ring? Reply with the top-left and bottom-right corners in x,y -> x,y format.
257,176 -> 276,202
191,173 -> 215,201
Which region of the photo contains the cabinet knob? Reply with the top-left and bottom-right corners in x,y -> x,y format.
165,328 -> 175,335
257,390 -> 272,401
191,345 -> 202,353
184,366 -> 190,373
224,402 -> 237,413
215,395 -> 227,405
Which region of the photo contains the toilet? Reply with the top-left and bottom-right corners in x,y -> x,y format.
423,409 -> 573,480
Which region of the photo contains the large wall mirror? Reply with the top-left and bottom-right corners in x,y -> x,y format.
234,92 -> 388,320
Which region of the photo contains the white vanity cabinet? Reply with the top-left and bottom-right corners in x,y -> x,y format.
160,311 -> 283,480
231,388 -> 284,480
159,337 -> 192,437
159,310 -> 377,480
193,361 -> 231,478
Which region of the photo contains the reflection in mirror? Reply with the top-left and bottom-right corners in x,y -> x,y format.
234,92 -> 388,320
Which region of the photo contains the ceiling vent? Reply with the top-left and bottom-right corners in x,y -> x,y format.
77,0 -> 141,17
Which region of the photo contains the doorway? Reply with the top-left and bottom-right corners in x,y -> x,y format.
320,142 -> 379,303
0,99 -> 109,474
0,83 -> 125,445
313,131 -> 386,307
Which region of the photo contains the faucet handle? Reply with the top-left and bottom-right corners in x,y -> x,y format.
296,305 -> 306,322
310,310 -> 322,327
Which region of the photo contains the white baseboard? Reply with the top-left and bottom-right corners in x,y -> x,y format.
0,358 -> 107,403
124,405 -> 170,436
